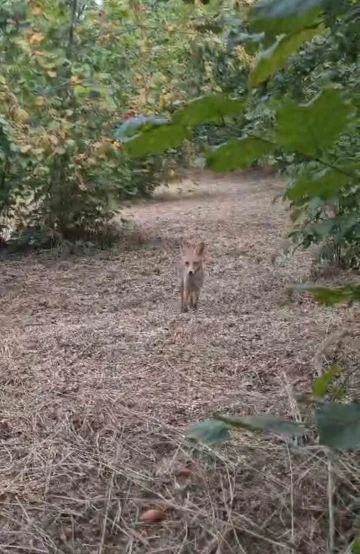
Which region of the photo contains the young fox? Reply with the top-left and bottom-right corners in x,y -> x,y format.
180,241 -> 205,313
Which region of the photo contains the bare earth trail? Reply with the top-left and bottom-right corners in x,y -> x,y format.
0,171 -> 356,553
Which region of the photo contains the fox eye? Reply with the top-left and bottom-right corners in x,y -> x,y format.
185,261 -> 189,266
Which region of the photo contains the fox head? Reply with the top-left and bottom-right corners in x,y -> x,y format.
181,241 -> 205,276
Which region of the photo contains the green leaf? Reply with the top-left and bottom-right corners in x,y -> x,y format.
115,116 -> 169,141
124,125 -> 189,157
352,538 -> 360,554
249,0 -> 324,37
249,28 -> 320,88
227,31 -> 266,56
286,167 -> 352,201
290,284 -> 360,305
215,414 -> 306,436
316,403 -> 360,449
312,366 -> 341,398
276,87 -> 353,156
105,96 -> 117,111
73,85 -> 89,97
186,419 -> 230,445
172,94 -> 244,127
206,137 -> 275,172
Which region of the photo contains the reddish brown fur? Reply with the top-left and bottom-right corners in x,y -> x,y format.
180,242 -> 205,313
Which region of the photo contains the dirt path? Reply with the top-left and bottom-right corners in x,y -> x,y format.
0,171 -> 356,553
1,171 -> 344,422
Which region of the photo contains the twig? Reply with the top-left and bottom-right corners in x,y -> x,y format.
287,445 -> 295,553
98,453 -> 117,554
327,452 -> 335,554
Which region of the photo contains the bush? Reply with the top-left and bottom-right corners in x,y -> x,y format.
0,0 -> 220,248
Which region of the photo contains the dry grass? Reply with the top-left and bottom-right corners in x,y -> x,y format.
0,170 -> 359,554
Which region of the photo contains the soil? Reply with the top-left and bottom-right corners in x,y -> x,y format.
0,170 -> 358,554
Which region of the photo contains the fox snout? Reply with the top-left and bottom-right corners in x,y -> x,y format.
184,263 -> 197,276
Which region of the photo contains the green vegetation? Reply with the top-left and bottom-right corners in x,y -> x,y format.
4,0 -> 359,265
0,0 -> 233,248
124,0 -> 360,271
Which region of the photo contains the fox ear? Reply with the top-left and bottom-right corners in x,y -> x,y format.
195,241 -> 205,256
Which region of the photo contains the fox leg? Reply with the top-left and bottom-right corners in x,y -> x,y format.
181,282 -> 189,313
193,290 -> 200,310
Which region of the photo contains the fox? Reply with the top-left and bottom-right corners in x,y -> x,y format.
180,241 -> 205,313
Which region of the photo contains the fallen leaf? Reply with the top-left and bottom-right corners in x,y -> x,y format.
175,465 -> 194,488
29,32 -> 45,44
176,466 -> 194,478
140,509 -> 166,524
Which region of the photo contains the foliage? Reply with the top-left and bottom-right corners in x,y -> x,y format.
215,413 -> 305,435
0,0 -> 236,247
248,0 -> 325,37
3,0 -> 358,256
312,366 -> 341,398
127,0 -> 360,268
316,403 -> 360,449
187,419 -> 230,445
289,284 -> 360,306
206,136 -> 274,171
248,27 -> 319,88
186,401 -> 360,451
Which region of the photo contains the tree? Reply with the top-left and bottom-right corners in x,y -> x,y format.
1,0 -> 239,247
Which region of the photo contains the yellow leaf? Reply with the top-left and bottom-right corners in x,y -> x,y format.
20,145 -> 32,154
47,70 -> 57,78
32,50 -> 46,58
29,32 -> 45,44
31,7 -> 44,16
48,135 -> 58,146
14,107 -> 30,122
35,96 -> 46,106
